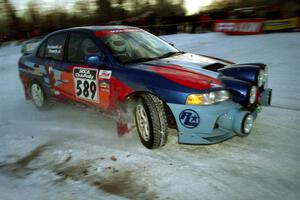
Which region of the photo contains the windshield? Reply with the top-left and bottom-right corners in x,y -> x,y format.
97,29 -> 179,64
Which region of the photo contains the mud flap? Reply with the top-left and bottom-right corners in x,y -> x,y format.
260,88 -> 272,106
117,121 -> 130,136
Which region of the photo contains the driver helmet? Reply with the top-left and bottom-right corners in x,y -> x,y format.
106,34 -> 127,55
81,38 -> 99,55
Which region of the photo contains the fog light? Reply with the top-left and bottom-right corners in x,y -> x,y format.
257,70 -> 264,87
243,114 -> 254,134
249,86 -> 257,104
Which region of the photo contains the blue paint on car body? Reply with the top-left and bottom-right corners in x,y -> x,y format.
168,100 -> 249,144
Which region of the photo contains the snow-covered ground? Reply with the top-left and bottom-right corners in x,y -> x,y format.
0,32 -> 300,200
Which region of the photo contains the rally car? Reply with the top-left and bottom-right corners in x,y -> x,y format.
18,26 -> 272,149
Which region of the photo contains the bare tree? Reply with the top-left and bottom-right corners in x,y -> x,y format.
2,0 -> 19,29
96,0 -> 112,22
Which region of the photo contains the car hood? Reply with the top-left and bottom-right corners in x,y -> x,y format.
131,53 -> 228,90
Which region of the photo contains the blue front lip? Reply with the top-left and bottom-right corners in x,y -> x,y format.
167,100 -> 254,144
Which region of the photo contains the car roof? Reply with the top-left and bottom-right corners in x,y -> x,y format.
51,25 -> 137,35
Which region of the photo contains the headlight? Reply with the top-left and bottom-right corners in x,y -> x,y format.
186,90 -> 230,105
257,70 -> 264,87
249,86 -> 257,104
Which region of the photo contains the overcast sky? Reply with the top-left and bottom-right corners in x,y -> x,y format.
10,0 -> 214,15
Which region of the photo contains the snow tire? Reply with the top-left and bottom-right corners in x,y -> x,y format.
135,93 -> 168,149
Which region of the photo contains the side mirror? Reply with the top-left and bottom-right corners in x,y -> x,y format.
85,55 -> 103,66
21,43 -> 35,55
21,38 -> 42,55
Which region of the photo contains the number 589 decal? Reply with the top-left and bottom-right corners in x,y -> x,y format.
73,68 -> 99,102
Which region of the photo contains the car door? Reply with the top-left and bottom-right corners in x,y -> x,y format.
33,33 -> 68,96
62,32 -> 110,109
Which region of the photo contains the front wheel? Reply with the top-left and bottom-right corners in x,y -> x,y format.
135,94 -> 168,149
30,82 -> 50,110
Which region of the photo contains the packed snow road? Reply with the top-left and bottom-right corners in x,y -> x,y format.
0,32 -> 299,200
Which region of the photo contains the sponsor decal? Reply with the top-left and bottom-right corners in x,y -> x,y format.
214,19 -> 263,35
99,70 -> 112,79
30,69 -> 42,76
109,29 -> 140,33
99,79 -> 110,93
179,109 -> 200,128
47,45 -> 63,54
100,80 -> 110,89
73,67 -> 99,102
95,29 -> 141,37
45,64 -> 56,87
100,88 -> 110,93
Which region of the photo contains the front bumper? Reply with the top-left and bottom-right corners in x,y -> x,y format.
167,100 -> 260,144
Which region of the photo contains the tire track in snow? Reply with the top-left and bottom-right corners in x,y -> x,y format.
270,105 -> 300,112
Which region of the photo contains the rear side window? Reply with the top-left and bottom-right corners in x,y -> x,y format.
37,42 -> 46,58
67,33 -> 102,64
45,33 -> 67,61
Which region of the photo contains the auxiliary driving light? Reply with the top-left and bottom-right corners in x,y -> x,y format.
249,86 -> 257,104
257,70 -> 264,87
242,114 -> 254,134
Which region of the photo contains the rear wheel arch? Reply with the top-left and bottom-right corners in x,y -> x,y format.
23,77 -> 44,99
19,73 -> 33,100
29,79 -> 53,110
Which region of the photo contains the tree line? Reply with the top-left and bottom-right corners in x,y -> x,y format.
0,0 -> 185,41
1,0 -> 299,42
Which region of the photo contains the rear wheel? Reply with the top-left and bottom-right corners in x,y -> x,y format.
135,94 -> 168,149
30,82 -> 51,110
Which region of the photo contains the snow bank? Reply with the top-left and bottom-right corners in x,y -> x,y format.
0,33 -> 300,200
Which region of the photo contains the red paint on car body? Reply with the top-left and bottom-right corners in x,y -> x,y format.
149,64 -> 221,90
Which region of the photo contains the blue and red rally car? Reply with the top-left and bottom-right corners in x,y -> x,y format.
18,26 -> 272,149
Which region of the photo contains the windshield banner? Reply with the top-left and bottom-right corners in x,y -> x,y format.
95,29 -> 141,37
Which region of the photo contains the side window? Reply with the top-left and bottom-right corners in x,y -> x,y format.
37,41 -> 46,58
45,33 -> 67,61
67,33 -> 102,64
